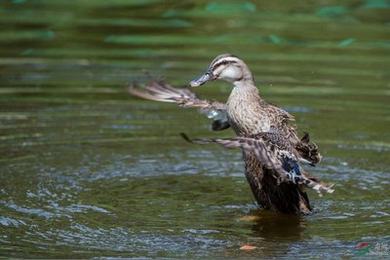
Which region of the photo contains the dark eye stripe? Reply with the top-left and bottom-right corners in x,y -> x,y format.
211,60 -> 237,71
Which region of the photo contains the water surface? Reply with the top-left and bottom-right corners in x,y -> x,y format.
0,0 -> 389,258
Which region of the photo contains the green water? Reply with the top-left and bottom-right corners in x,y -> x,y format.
0,0 -> 389,258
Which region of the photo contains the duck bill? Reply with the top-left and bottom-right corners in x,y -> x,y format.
189,72 -> 212,87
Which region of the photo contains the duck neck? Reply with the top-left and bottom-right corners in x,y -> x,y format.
233,79 -> 256,89
227,78 -> 268,135
232,78 -> 260,99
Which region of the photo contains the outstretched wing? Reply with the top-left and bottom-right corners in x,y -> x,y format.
129,80 -> 230,131
181,133 -> 295,181
181,133 -> 334,195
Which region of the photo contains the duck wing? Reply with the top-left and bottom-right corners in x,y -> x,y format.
129,80 -> 230,131
266,104 -> 322,165
181,132 -> 334,195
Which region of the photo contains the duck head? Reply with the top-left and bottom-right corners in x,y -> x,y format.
190,54 -> 254,87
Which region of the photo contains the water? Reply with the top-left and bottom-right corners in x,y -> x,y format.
0,0 -> 389,258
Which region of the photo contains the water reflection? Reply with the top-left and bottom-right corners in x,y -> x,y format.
250,211 -> 305,242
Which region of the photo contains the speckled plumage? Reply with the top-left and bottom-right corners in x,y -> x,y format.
129,54 -> 334,215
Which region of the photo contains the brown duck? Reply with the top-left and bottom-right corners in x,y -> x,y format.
129,54 -> 334,215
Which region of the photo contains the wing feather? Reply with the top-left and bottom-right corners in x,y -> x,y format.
181,133 -> 291,180
129,81 -> 229,126
181,133 -> 334,194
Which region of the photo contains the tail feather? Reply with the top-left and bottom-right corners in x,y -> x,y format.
295,132 -> 322,165
299,173 -> 335,196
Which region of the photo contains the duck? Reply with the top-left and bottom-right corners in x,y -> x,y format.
129,54 -> 334,215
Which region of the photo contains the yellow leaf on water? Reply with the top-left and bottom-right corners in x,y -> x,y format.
240,244 -> 257,250
239,215 -> 260,222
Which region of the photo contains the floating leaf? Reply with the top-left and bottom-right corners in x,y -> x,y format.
269,34 -> 283,45
11,0 -> 26,4
316,6 -> 348,17
205,1 -> 256,13
362,0 -> 390,9
339,38 -> 356,47
239,215 -> 261,222
240,245 -> 257,250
